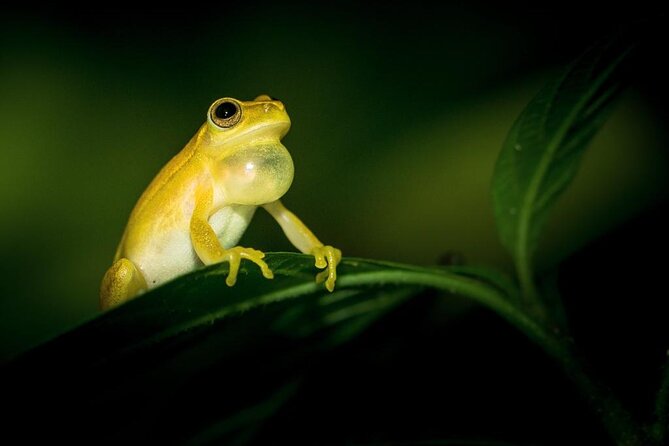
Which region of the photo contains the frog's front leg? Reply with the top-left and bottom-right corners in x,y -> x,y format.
190,187 -> 273,286
100,258 -> 147,310
263,200 -> 342,292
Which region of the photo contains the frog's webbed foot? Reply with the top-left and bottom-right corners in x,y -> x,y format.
100,258 -> 147,310
222,246 -> 274,286
311,245 -> 342,292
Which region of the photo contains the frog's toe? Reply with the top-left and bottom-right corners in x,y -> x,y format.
225,254 -> 241,287
313,249 -> 327,269
239,248 -> 273,279
316,268 -> 337,292
224,246 -> 274,285
311,245 -> 342,292
260,265 -> 274,279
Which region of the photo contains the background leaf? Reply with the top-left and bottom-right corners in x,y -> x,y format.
491,37 -> 635,299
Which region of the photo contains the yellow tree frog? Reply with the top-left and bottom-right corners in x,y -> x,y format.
100,95 -> 342,310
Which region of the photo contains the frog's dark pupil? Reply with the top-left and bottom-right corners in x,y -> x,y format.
215,102 -> 237,119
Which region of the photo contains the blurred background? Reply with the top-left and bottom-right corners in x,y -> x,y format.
1,3 -> 667,365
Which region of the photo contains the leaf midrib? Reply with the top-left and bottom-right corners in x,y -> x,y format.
138,260 -> 565,364
514,47 -> 630,297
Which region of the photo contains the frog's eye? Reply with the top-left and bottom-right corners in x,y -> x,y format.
209,99 -> 242,128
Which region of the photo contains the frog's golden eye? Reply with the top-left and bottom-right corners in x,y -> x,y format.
209,99 -> 241,128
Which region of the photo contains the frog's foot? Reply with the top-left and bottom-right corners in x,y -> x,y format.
100,258 -> 147,310
311,245 -> 342,292
222,246 -> 274,287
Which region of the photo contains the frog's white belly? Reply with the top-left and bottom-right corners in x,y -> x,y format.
133,204 -> 257,288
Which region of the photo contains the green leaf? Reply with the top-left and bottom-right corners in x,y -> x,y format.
3,253 -> 561,444
183,379 -> 301,446
491,38 -> 634,301
443,264 -> 521,304
6,254 -> 545,377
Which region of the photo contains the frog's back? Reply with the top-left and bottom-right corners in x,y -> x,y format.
129,127 -> 205,222
113,127 -> 206,262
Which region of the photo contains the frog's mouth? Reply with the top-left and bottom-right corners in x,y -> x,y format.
244,120 -> 291,140
215,119 -> 291,148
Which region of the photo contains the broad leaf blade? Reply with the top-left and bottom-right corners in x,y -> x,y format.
491,39 -> 634,277
3,253 -> 554,445
6,254 -> 412,373
3,254 -> 419,444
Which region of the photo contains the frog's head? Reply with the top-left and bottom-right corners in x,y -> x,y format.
201,95 -> 294,205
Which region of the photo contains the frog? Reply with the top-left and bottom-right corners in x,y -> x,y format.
99,95 -> 342,310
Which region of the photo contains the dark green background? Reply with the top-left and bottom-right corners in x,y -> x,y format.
1,4 -> 667,364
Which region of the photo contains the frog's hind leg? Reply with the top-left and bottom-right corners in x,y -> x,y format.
100,258 -> 147,310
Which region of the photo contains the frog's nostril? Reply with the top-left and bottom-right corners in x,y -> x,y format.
263,101 -> 285,113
